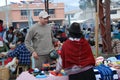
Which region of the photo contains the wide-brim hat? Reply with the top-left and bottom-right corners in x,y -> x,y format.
68,22 -> 82,34
0,19 -> 3,24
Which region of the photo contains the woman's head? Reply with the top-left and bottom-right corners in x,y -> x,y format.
68,22 -> 83,38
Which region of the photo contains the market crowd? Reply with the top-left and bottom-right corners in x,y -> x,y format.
1,10 -> 120,80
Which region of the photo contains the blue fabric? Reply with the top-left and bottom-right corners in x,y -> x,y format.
113,33 -> 120,40
115,55 -> 120,60
94,67 -> 119,80
8,43 -> 31,65
95,64 -> 113,80
35,74 -> 47,78
107,57 -> 120,62
0,32 -> 3,37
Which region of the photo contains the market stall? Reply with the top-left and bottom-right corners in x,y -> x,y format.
16,71 -> 68,80
16,68 -> 120,80
16,55 -> 120,80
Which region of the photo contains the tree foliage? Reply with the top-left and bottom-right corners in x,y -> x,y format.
79,0 -> 96,10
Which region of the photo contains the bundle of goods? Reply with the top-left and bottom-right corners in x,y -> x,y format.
28,67 -> 67,79
95,56 -> 120,80
94,64 -> 119,80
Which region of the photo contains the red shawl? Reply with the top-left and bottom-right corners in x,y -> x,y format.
0,25 -> 3,32
60,38 -> 95,69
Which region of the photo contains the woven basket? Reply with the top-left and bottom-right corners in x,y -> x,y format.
0,67 -> 10,80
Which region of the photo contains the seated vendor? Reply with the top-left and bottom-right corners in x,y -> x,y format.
4,36 -> 31,66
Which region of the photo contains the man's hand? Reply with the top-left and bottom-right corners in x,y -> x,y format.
32,52 -> 39,59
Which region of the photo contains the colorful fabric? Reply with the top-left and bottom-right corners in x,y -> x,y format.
8,43 -> 31,65
16,68 -> 119,80
4,57 -> 13,65
94,65 -> 119,80
16,71 -> 69,80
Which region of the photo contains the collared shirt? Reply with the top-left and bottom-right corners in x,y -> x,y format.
69,37 -> 80,41
8,43 -> 31,65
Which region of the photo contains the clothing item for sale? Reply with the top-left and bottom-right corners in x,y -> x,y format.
94,64 -> 119,80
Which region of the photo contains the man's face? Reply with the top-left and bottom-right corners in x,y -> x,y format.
39,17 -> 49,25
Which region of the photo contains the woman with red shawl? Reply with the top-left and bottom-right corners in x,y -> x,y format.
56,22 -> 96,80
0,19 -> 4,37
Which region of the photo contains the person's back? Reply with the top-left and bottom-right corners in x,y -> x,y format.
56,22 -> 95,80
61,38 -> 95,69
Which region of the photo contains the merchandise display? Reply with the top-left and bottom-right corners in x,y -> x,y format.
4,54 -> 120,80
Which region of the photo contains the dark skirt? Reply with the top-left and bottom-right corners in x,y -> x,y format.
69,68 -> 96,80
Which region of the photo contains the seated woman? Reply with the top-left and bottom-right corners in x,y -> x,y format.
55,22 -> 96,80
1,35 -> 32,74
7,36 -> 31,65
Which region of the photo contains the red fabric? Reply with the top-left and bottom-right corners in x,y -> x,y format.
4,57 -> 13,65
60,38 -> 95,69
0,25 -> 3,32
0,57 -> 13,66
61,33 -> 67,38
57,50 -> 61,55
0,37 -> 3,41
